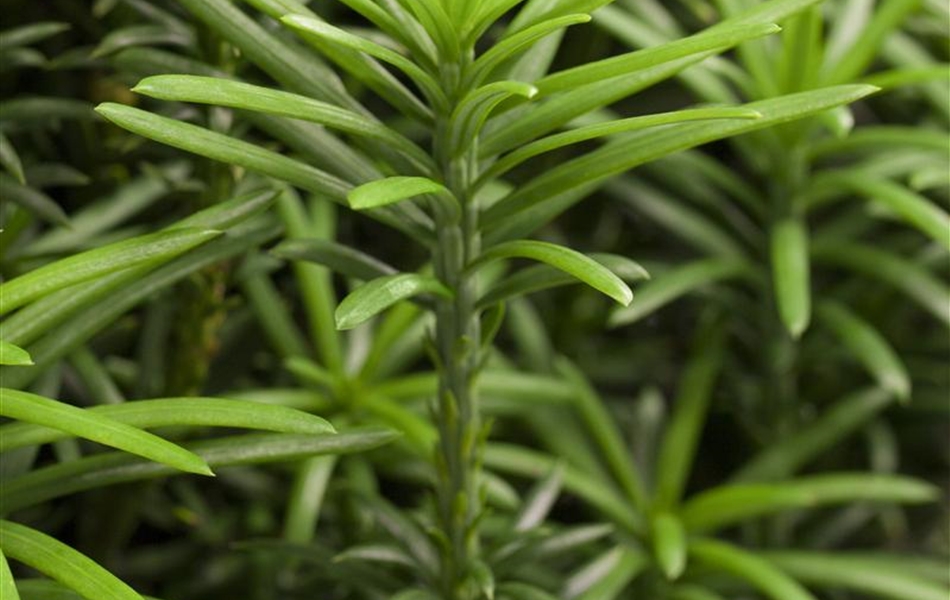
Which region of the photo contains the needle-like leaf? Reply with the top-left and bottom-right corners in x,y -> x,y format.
336,274 -> 453,330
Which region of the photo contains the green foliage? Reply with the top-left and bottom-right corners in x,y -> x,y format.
0,0 -> 946,599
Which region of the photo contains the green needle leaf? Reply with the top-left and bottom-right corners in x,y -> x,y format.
770,217 -> 811,338
652,512 -> 687,580
0,429 -> 398,513
468,240 -> 633,305
0,389 -> 213,476
335,274 -> 453,330
0,520 -> 142,600
0,228 -> 221,315
0,132 -> 25,184
0,340 -> 32,366
682,474 -> 939,532
817,301 -> 911,402
688,538 -> 817,600
0,397 -> 336,452
348,176 -> 454,210
94,103 -> 351,201
763,551 -> 950,600
0,550 -> 18,600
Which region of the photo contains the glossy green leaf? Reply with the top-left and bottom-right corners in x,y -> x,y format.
688,538 -> 817,600
733,387 -> 894,482
538,23 -> 779,97
771,217 -> 811,338
609,258 -> 751,327
652,512 -> 687,580
477,253 -> 648,308
817,301 -> 911,401
0,549 -> 18,600
0,397 -> 335,451
468,240 -> 633,305
0,228 -> 221,315
280,15 -> 446,109
482,85 -> 878,241
272,238 -> 398,281
480,23 -> 779,157
95,103 -> 351,201
479,106 -> 761,185
0,389 -> 212,476
0,520 -> 142,600
1,191 -> 275,348
0,341 -> 32,366
0,223 -> 279,390
13,579 -> 163,600
0,429 -> 397,513
336,274 -> 453,330
682,473 -> 939,532
173,0 -> 354,109
452,81 -> 538,155
468,14 -> 590,85
348,177 -> 454,211
132,75 -> 434,172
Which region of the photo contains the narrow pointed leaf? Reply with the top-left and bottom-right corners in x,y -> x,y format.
477,253 -> 647,308
0,397 -> 335,451
95,103 -> 350,200
349,177 -> 453,210
0,341 -> 32,366
0,550 -> 18,600
0,132 -> 25,184
280,15 -> 445,108
480,106 -> 761,184
652,512 -> 687,580
452,81 -> 537,155
0,228 -> 221,315
482,85 -> 878,240
132,75 -> 434,171
272,238 -> 398,281
771,217 -> 811,338
763,551 -> 950,600
0,520 -> 142,600
817,301 -> 911,401
682,474 -> 939,532
811,240 -> 950,326
567,546 -> 648,600
0,389 -> 212,476
0,429 -> 397,513
468,241 -> 633,305
468,14 -> 590,85
688,538 -> 817,600
336,274 -> 452,330
0,175 -> 69,227
0,22 -> 69,50
609,258 -> 751,327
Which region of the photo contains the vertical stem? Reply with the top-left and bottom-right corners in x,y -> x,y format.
431,65 -> 483,598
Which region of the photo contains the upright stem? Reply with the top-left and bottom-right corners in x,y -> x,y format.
431,60 -> 484,599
